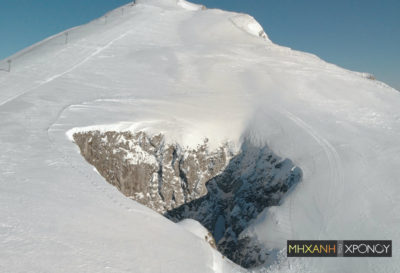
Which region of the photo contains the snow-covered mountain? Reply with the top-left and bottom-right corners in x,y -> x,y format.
1,0 -> 399,272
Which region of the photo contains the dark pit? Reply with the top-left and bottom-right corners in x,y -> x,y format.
73,130 -> 302,268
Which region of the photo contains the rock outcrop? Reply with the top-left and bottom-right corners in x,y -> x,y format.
166,141 -> 302,268
73,131 -> 231,213
73,130 -> 301,268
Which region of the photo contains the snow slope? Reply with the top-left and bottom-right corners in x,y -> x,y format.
1,0 -> 399,272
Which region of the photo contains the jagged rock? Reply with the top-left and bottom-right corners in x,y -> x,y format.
166,141 -> 302,268
73,131 -> 301,268
73,131 -> 231,213
205,232 -> 217,249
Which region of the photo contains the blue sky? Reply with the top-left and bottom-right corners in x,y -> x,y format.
0,0 -> 399,89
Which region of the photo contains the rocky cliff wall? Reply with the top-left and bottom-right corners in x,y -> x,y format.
73,130 -> 301,268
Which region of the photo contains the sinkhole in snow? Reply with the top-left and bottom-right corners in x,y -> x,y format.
72,130 -> 302,268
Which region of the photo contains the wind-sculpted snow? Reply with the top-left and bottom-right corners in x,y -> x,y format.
230,14 -> 270,41
177,0 -> 205,11
1,0 -> 400,272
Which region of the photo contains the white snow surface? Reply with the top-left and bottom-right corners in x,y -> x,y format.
178,218 -> 211,240
230,14 -> 270,40
177,0 -> 205,11
1,0 -> 399,272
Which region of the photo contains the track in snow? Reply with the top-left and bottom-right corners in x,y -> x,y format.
281,110 -> 345,238
0,30 -> 132,108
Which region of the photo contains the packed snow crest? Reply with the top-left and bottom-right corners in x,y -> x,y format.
1,0 -> 399,273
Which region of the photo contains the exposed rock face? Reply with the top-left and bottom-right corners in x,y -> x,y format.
73,131 -> 301,268
205,231 -> 217,249
73,131 -> 231,213
166,141 -> 302,268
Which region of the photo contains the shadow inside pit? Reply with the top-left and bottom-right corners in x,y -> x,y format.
165,140 -> 302,268
73,130 -> 302,269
